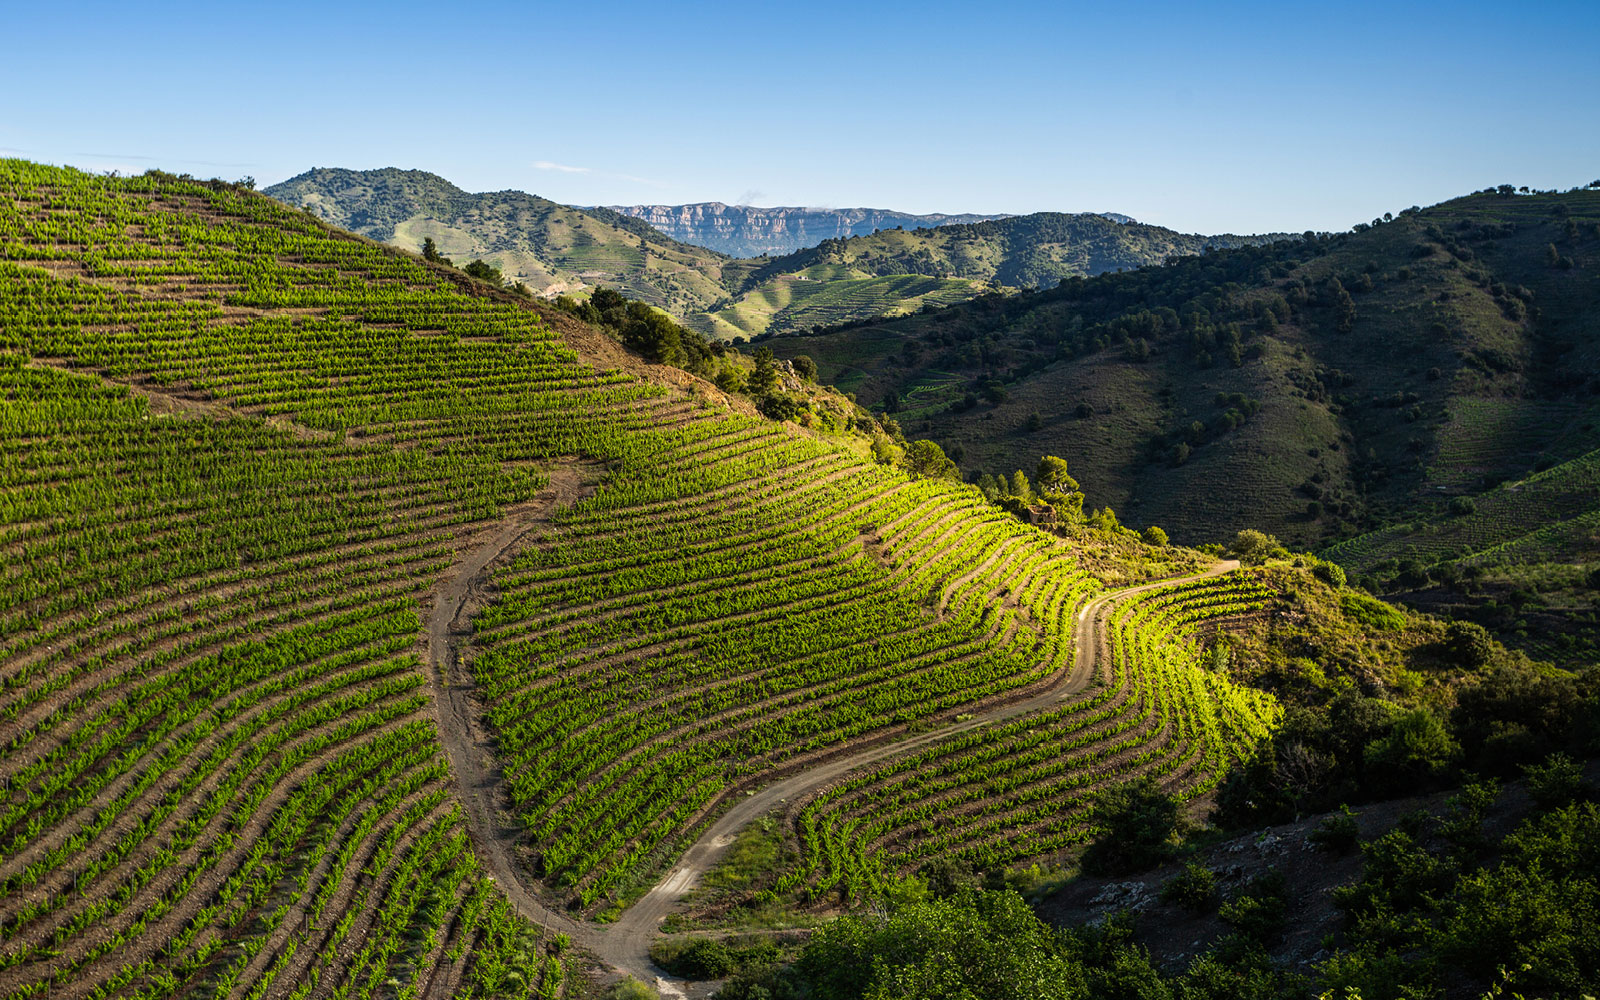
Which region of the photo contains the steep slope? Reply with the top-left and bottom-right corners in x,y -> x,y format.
698,213 -> 1292,340
265,171 -> 1293,345
0,160 -> 1281,997
765,185 -> 1600,663
264,166 -> 749,314
607,202 -> 1009,257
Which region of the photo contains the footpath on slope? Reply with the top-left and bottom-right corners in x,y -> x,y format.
422,485 -> 1238,995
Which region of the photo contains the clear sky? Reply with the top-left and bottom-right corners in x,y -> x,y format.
4,0 -> 1597,234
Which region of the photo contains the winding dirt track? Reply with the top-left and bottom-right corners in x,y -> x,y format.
423,475 -> 1238,993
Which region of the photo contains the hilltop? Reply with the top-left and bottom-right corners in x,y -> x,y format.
264,166 -> 752,314
764,184 -> 1600,664
699,213 -> 1292,339
265,169 -> 1291,343
606,202 -> 1009,257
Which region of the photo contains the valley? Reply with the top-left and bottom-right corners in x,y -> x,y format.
2,163 -> 1594,1000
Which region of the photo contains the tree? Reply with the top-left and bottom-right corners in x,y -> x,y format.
791,354 -> 818,382
1331,281 -> 1356,334
749,347 -> 779,394
1025,411 -> 1043,432
1008,470 -> 1034,503
905,440 -> 958,480
1231,529 -> 1280,564
714,364 -> 746,394
1081,777 -> 1185,875
420,237 -> 452,266
463,259 -> 505,286
1142,525 -> 1169,547
1363,708 -> 1459,795
1445,621 -> 1495,671
1035,455 -> 1076,492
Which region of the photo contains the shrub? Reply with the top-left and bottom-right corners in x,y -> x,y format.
1231,529 -> 1282,565
1142,525 -> 1169,548
1218,870 -> 1287,942
1081,777 -> 1185,875
1522,753 -> 1588,810
1159,861 -> 1218,912
1309,805 -> 1360,854
1313,561 -> 1347,588
658,938 -> 736,979
1445,621 -> 1495,671
1340,592 -> 1406,632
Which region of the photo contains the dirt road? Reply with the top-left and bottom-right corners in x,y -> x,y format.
422,486 -> 1238,992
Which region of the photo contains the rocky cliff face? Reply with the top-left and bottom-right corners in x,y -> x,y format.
607,202 -> 1009,257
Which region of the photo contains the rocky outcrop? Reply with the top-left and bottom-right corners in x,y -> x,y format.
606,202 -> 1009,257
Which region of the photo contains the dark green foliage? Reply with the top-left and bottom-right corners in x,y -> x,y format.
666,938 -> 736,979
904,439 -> 959,480
1326,800 -> 1600,999
1435,802 -> 1600,993
1450,664 -> 1600,775
1215,695 -> 1414,826
1081,777 -> 1185,875
1308,805 -> 1360,854
790,354 -> 818,382
793,889 -> 1087,1000
1218,870 -> 1287,942
749,347 -> 780,394
420,236 -> 451,265
757,392 -> 808,423
1522,752 -> 1589,809
463,258 -> 506,285
1362,708 -> 1459,797
1444,620 -> 1495,670
1160,861 -> 1219,912
555,287 -> 719,376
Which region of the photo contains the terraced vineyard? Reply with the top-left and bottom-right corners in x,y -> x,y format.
1,161 -> 1282,997
782,572 -> 1278,903
1325,447 -> 1600,574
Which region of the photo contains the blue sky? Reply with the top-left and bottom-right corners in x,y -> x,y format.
3,0 -> 1597,234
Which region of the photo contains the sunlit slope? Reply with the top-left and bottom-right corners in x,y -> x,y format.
0,161 -> 1277,997
265,166 -> 741,315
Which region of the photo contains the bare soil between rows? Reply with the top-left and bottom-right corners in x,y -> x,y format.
419,496 -> 1239,994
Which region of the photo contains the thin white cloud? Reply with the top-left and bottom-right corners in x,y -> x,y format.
531,159 -> 668,190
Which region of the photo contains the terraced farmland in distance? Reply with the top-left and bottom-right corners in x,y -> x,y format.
700,271 -> 987,340
1,161 -> 1281,997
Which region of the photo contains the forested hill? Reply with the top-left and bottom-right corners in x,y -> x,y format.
265,169 -> 1294,344
765,184 -> 1600,665
692,212 -> 1293,341
264,167 -> 749,315
606,201 -> 1009,256
758,212 -> 1294,290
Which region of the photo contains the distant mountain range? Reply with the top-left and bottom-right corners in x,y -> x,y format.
263,168 -> 746,317
265,168 -> 1291,340
604,203 -> 1009,257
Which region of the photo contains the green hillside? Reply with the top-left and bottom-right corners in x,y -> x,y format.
264,166 -> 751,314
698,213 -> 1291,339
765,186 -> 1600,662
1,159 -> 1292,997
264,171 -> 1294,344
